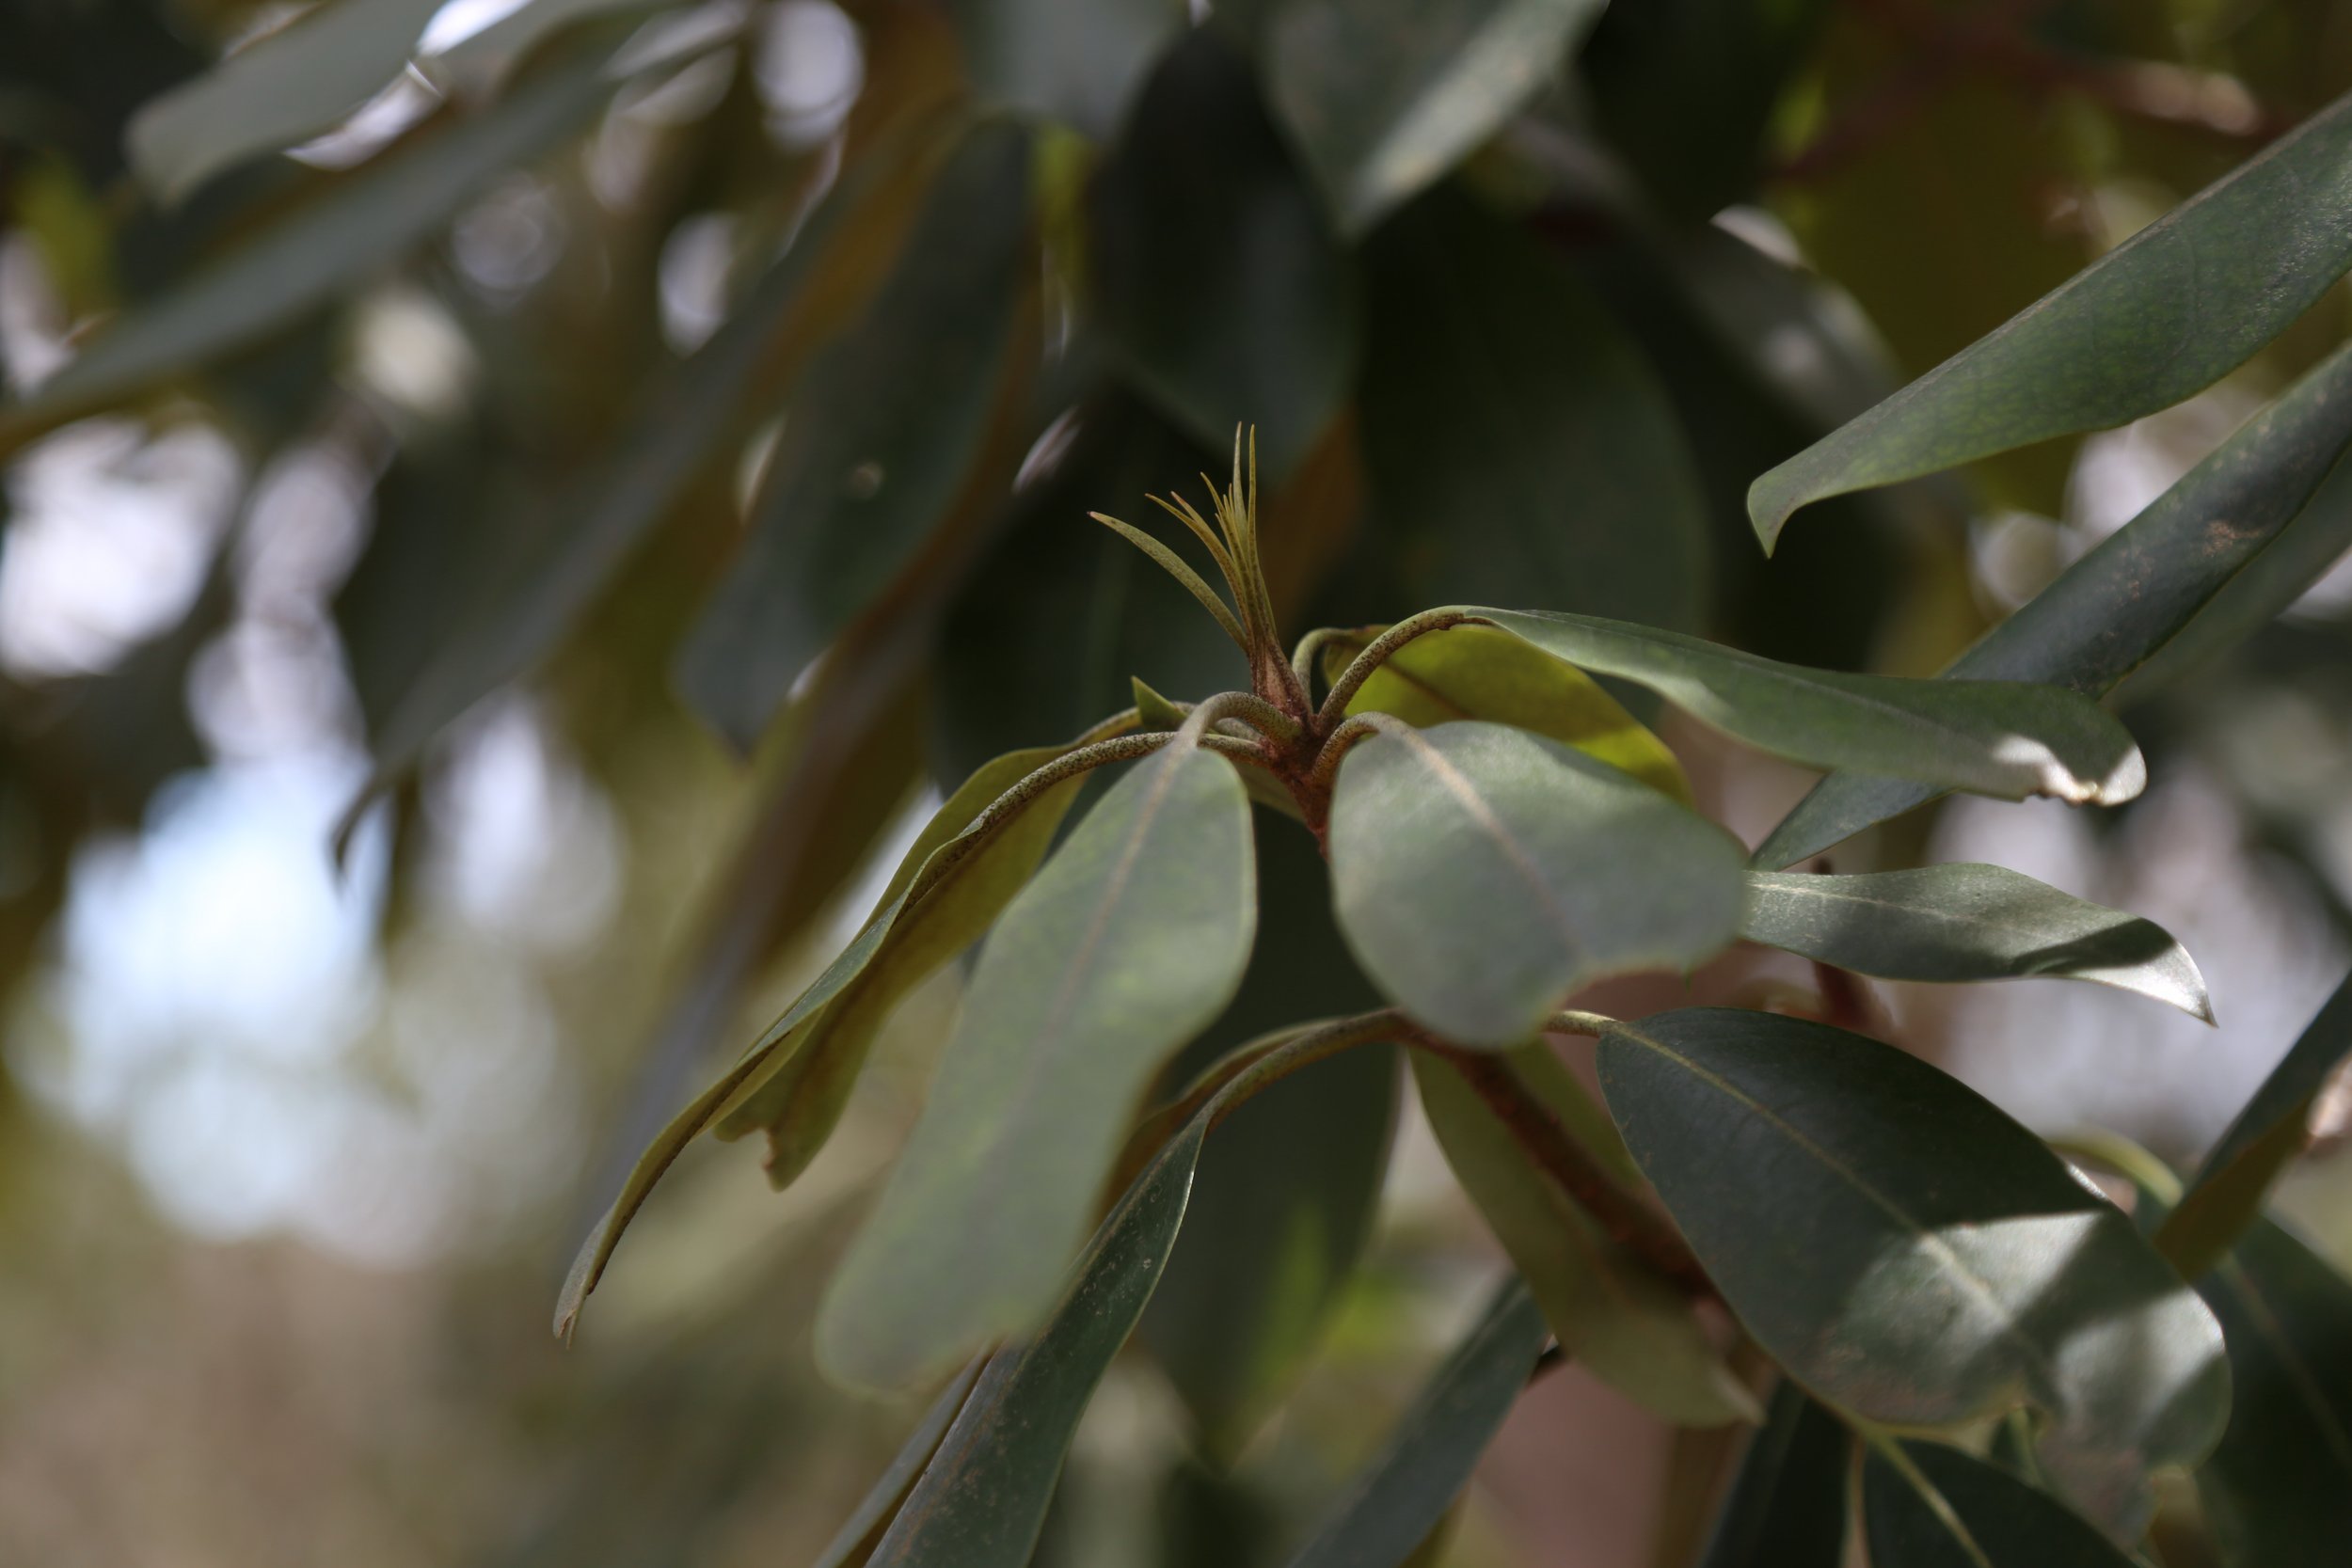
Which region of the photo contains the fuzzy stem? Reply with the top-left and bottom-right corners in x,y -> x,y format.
1305,709 -> 1407,798
1315,610 -> 1480,730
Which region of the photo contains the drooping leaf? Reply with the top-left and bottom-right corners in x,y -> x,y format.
2159,969 -> 2352,1275
1863,1440 -> 2138,1567
948,0 -> 1179,139
1319,622 -> 1691,802
1756,341 -> 2352,867
1740,866 -> 2210,1020
818,739 -> 1256,1388
1281,1278 -> 1549,1568
1456,608 -> 2145,806
125,0 -> 441,202
810,1358 -> 985,1568
1597,1008 -> 2230,1535
1328,721 -> 1746,1046
674,119 -> 1034,751
2193,1214 -> 2352,1568
1411,1047 -> 1755,1424
1359,188 -> 1710,635
1090,28 -> 1355,481
1694,1385 -> 1850,1568
1265,0 -> 1608,233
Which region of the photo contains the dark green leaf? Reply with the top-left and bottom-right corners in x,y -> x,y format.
1740,865 -> 2210,1020
1750,86 -> 2352,546
674,119 -> 1033,751
1864,1440 -> 2137,1566
1695,1385 -> 1850,1568
811,1358 -> 985,1568
950,0 -> 1179,139
1359,189 -> 1709,634
818,739 -> 1256,1388
1411,1046 -> 1755,1423
1329,721 -> 1746,1046
1597,1008 -> 2229,1534
1756,341 -> 2352,867
2159,969 -> 2352,1275
1281,1278 -> 1548,1568
1463,608 -> 2145,806
1265,0 -> 1606,233
1091,29 -> 1354,481
2193,1214 -> 2352,1568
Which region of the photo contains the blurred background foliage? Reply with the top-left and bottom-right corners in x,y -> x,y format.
3,0 -> 2352,1562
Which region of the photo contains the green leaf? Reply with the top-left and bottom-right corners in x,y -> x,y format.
948,0 -> 1179,139
1090,28 -> 1355,481
810,1358 -> 985,1568
1863,1441 -> 2138,1567
1458,608 -> 2145,806
1328,721 -> 1746,1046
1359,189 -> 1710,635
124,0 -> 441,202
1756,341 -> 2352,867
1265,0 -> 1607,234
818,739 -> 1257,1388
2158,970 -> 2352,1276
674,119 -> 1033,751
1411,1047 -> 1756,1424
1695,1385 -> 1850,1568
1597,1008 -> 2230,1535
2193,1215 -> 2352,1568
1319,622 -> 1692,803
866,1117 -> 1213,1568
1750,85 -> 2352,546
421,0 -> 662,91
1280,1278 -> 1549,1568
1740,866 -> 2210,1021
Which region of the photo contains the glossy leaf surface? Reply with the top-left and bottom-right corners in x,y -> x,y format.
1597,1008 -> 2229,1534
1695,1385 -> 1849,1568
1740,866 -> 2209,1020
1863,1441 -> 2137,1566
1329,721 -> 1745,1046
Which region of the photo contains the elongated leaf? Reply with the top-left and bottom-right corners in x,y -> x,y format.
1281,1278 -> 1548,1568
1864,1441 -> 2137,1567
1359,190 -> 1710,635
1695,1385 -> 1850,1568
949,0 -> 1177,138
1756,341 -> 2352,866
1266,0 -> 1607,233
1597,1009 -> 2230,1535
2160,969 -> 2352,1275
1411,1047 -> 1755,1424
423,0 -> 660,90
125,0 -> 441,202
1749,87 -> 2352,546
675,119 -> 1033,751
1091,29 -> 1354,481
818,740 -> 1256,1388
2193,1215 -> 2352,1568
811,1358 -> 984,1568
1329,721 -> 1746,1046
1320,623 -> 1692,802
1457,608 -> 2144,807
1740,866 -> 2210,1020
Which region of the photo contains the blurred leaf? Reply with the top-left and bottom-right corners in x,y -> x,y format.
2158,969 -> 2352,1275
818,739 -> 1256,1388
1756,340 -> 2352,867
675,119 -> 1034,751
812,1358 -> 985,1568
1411,1046 -> 1756,1424
1329,721 -> 1746,1046
1740,865 -> 2211,1020
2192,1214 -> 2352,1568
1359,188 -> 1709,634
1320,622 -> 1692,802
1280,1277 -> 1549,1568
950,0 -> 1180,139
423,0 -> 665,91
1754,80 -> 2352,546
1090,29 -> 1354,481
1265,0 -> 1607,233
1463,608 -> 2145,805
1597,1008 -> 2230,1535
1695,1385 -> 1850,1568
1863,1440 -> 2138,1566
125,0 -> 441,202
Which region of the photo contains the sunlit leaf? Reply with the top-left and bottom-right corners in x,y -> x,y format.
1695,1385 -> 1850,1568
818,739 -> 1256,1388
1597,1008 -> 2230,1535
1740,865 -> 2210,1020
1863,1440 -> 2137,1566
1329,721 -> 1746,1046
